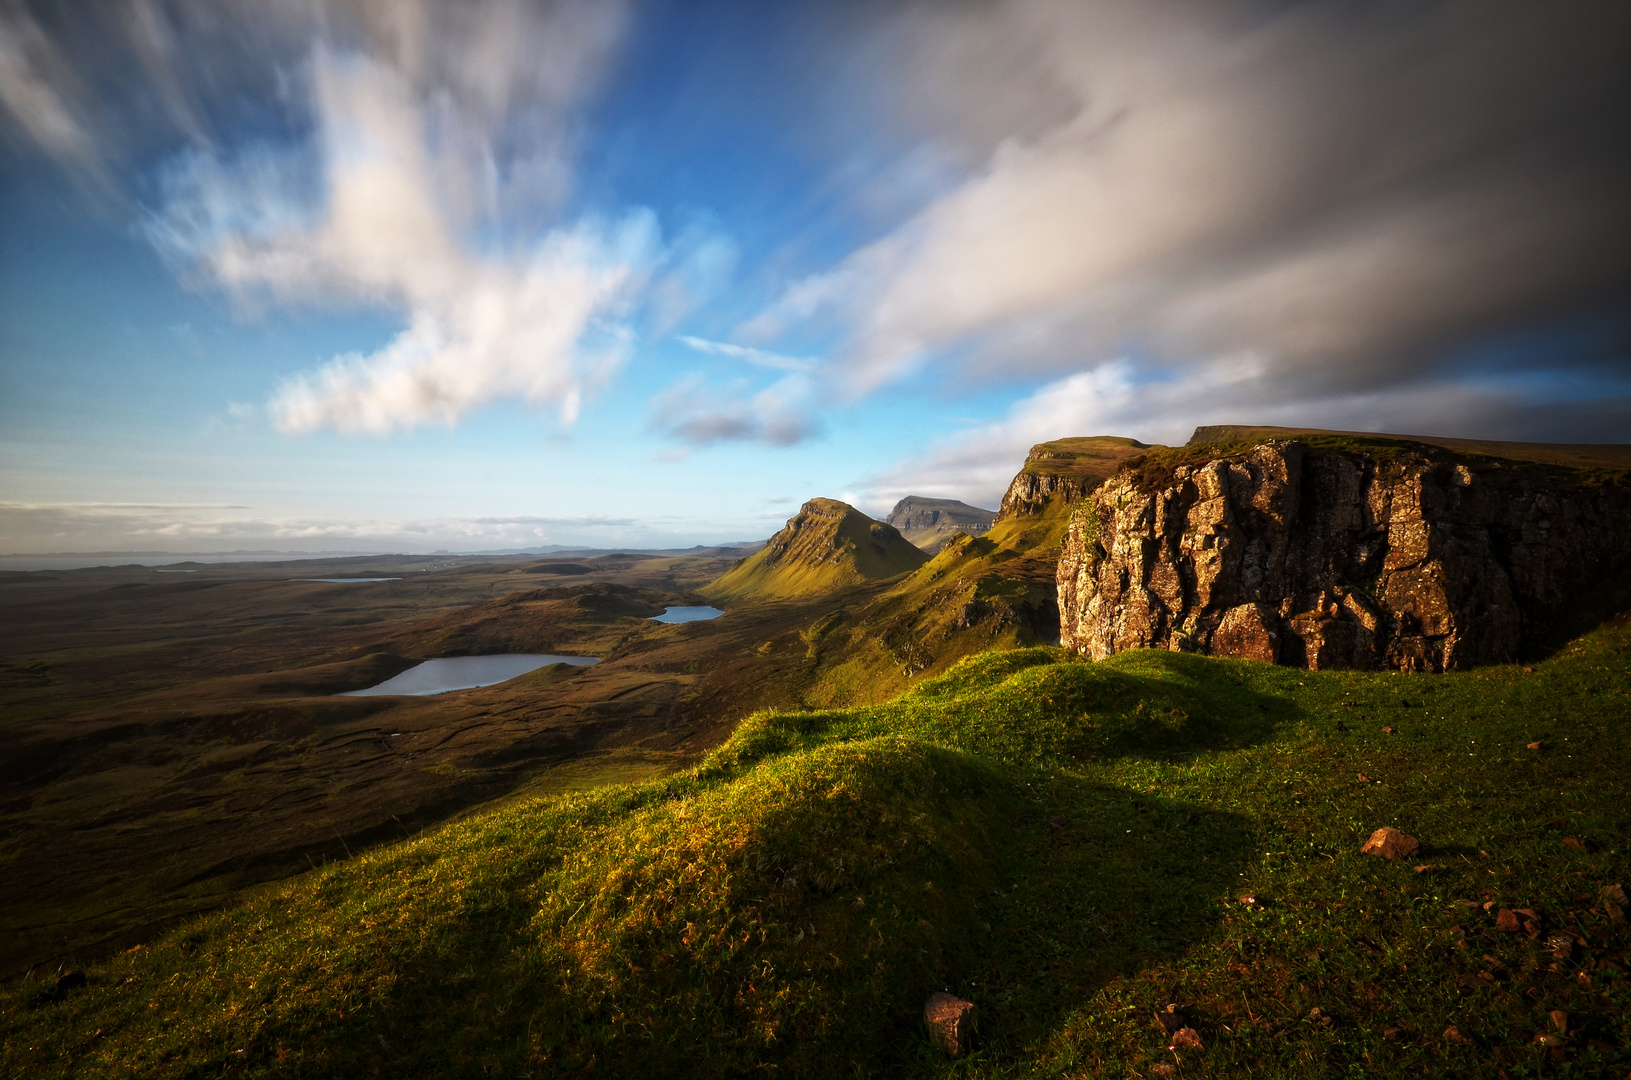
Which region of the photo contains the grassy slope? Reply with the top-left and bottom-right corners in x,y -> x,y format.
1183,424 -> 1631,473
1013,434 -> 1158,481
706,499 -> 928,603
8,620 -> 1628,1078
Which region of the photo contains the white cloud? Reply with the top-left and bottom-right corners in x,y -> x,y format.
142,41 -> 661,435
678,335 -> 814,374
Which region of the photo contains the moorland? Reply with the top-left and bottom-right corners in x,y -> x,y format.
2,428 -> 1629,1078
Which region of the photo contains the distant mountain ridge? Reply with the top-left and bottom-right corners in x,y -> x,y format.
883,497 -> 996,553
703,498 -> 928,601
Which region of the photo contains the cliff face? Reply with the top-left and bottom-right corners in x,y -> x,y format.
1058,441 -> 1631,671
995,437 -> 1153,522
884,497 -> 996,553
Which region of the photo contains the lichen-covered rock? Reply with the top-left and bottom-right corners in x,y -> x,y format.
1058,440 -> 1631,671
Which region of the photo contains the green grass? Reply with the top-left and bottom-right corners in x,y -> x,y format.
6,622 -> 1630,1077
707,499 -> 928,602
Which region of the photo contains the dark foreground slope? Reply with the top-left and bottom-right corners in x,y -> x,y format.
8,617 -> 1627,1078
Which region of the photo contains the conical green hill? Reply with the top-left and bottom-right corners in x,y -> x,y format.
704,498 -> 929,601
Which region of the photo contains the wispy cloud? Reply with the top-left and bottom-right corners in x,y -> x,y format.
751,0 -> 1631,424
1,0 -> 685,436
678,335 -> 814,374
648,372 -> 819,451
0,500 -> 720,554
0,2 -> 106,190
859,355 -> 1631,513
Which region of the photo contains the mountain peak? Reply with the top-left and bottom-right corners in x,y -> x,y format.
705,499 -> 928,601
884,496 -> 996,553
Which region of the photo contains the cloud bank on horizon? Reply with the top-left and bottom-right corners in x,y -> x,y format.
0,0 -> 1628,536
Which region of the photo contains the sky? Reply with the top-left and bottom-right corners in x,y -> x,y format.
1,0 -> 1628,556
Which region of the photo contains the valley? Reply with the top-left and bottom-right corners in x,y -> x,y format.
3,427 -> 1629,1078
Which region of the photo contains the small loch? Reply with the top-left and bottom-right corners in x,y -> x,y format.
340,654 -> 598,696
295,577 -> 401,583
649,606 -> 724,624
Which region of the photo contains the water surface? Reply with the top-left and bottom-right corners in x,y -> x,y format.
649,606 -> 724,623
340,654 -> 598,696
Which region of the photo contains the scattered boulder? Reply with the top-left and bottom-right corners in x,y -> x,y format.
924,992 -> 978,1057
1170,1027 -> 1205,1052
1496,908 -> 1521,933
1360,827 -> 1419,860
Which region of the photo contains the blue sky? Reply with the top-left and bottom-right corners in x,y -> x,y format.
1,0 -> 1627,555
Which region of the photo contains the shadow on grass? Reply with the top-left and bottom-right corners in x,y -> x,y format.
4,647 -> 1294,1078
6,741 -> 1260,1079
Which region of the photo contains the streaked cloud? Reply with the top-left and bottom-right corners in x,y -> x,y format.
752,0 -> 1631,419
648,372 -> 819,450
859,355 -> 1631,513
0,500 -> 689,554
678,335 -> 813,374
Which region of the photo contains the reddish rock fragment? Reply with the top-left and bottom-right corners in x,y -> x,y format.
923,992 -> 977,1057
1154,1004 -> 1186,1035
1527,741 -> 1542,750
1360,827 -> 1419,860
1562,837 -> 1586,850
1170,1027 -> 1205,1052
1495,909 -> 1521,933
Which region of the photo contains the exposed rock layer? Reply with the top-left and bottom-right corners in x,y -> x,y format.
884,496 -> 996,553
996,437 -> 1153,522
1058,441 -> 1631,671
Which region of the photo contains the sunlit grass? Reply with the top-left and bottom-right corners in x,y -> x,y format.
5,622 -> 1628,1077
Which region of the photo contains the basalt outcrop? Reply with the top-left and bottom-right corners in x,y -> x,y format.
996,436 -> 1153,521
1058,440 -> 1631,671
884,496 -> 996,553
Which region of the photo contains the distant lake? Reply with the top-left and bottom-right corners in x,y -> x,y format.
650,606 -> 724,623
294,577 -> 401,583
340,654 -> 598,696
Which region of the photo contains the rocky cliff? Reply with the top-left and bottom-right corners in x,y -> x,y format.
1058,438 -> 1631,671
884,497 -> 996,553
996,436 -> 1153,521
